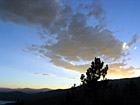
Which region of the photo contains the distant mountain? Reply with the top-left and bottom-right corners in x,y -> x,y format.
1,77 -> 140,105
0,88 -> 52,93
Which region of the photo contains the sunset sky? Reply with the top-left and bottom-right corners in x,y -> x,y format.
0,0 -> 140,89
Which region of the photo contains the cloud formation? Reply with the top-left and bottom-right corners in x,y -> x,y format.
122,34 -> 139,50
0,0 -> 139,77
108,63 -> 135,77
0,0 -> 61,28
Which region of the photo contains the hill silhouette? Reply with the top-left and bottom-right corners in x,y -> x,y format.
1,77 -> 140,105
0,88 -> 51,93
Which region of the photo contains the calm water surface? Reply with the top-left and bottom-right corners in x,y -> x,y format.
0,100 -> 15,105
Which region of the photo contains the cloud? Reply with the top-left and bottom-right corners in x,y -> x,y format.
42,74 -> 56,76
0,0 -> 61,27
33,72 -> 79,81
136,67 -> 140,70
50,58 -> 90,73
35,26 -> 124,73
108,63 -> 135,77
134,47 -> 137,50
122,42 -> 129,50
37,55 -> 44,59
0,0 -> 74,35
33,73 -> 56,77
128,34 -> 139,47
87,0 -> 105,19
123,34 -> 139,50
33,73 -> 40,75
0,0 -> 139,77
19,48 -> 28,53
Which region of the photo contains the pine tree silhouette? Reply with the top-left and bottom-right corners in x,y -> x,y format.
80,57 -> 108,86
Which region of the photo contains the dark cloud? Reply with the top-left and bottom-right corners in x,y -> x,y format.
87,0 -> 105,19
0,0 -> 62,28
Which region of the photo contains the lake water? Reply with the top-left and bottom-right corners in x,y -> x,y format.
0,100 -> 15,105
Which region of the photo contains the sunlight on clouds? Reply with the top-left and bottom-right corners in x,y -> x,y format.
70,62 -> 75,66
37,55 -> 44,59
134,47 -> 137,50
122,35 -> 139,50
122,42 -> 129,50
107,63 -> 136,78
119,66 -> 123,69
43,74 -> 56,76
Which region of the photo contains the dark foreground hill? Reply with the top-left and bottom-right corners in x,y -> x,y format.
1,77 -> 140,105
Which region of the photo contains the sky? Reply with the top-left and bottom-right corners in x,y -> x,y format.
0,0 -> 140,89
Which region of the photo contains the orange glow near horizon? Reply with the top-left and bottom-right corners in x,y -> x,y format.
1,71 -> 140,90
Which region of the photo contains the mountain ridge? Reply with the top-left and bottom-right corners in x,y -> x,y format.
0,87 -> 52,93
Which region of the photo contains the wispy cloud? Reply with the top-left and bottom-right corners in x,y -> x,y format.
33,73 -> 56,77
33,72 -> 79,81
42,74 -> 56,76
123,34 -> 139,50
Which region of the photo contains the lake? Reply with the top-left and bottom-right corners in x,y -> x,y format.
0,100 -> 15,105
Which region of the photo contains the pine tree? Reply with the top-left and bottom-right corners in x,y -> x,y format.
80,57 -> 108,85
